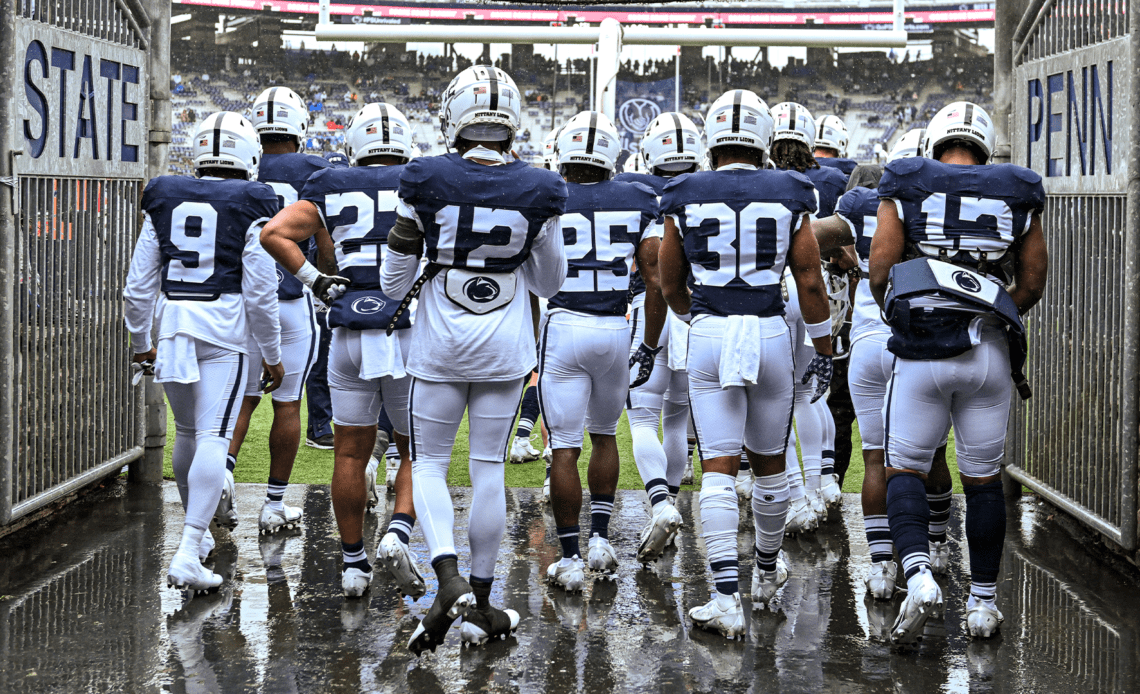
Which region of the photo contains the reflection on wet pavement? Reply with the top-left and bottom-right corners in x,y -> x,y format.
1,482 -> 1138,693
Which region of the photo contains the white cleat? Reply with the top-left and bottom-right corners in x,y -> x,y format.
820,473 -> 842,508
542,446 -> 553,465
890,567 -> 944,645
809,489 -> 828,523
376,532 -> 426,600
198,529 -> 216,563
259,502 -> 303,534
966,595 -> 1004,639
384,455 -> 399,491
168,552 -> 224,595
365,457 -> 380,510
509,435 -> 541,463
735,470 -> 753,501
637,502 -> 683,564
785,496 -> 818,535
547,556 -> 587,593
865,560 -> 898,601
681,459 -> 695,486
929,540 -> 951,575
751,551 -> 789,608
587,534 -> 619,577
689,592 -> 745,639
342,566 -> 372,598
542,470 -> 551,504
214,470 -> 238,529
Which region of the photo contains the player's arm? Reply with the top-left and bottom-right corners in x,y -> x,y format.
787,216 -> 833,357
122,212 -> 161,363
1009,212 -> 1048,314
658,216 -> 692,317
813,214 -> 856,256
242,219 -> 285,391
637,236 -> 667,348
520,216 -> 568,298
381,202 -> 425,299
261,200 -> 322,274
869,200 -> 906,310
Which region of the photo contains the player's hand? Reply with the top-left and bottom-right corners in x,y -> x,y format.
130,348 -> 157,386
261,361 -> 286,394
801,353 -> 834,403
311,273 -> 351,305
629,342 -> 663,389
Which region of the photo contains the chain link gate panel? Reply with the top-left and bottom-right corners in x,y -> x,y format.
1008,0 -> 1138,551
0,0 -> 152,524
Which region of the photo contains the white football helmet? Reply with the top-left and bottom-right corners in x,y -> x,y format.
771,102 -> 816,150
888,127 -> 926,162
557,111 -> 621,174
250,87 -> 309,147
193,111 -> 262,180
923,101 -> 995,163
705,89 -> 774,164
439,65 -> 522,150
346,103 -> 414,165
541,128 -> 559,170
640,112 -> 702,173
815,115 -> 849,157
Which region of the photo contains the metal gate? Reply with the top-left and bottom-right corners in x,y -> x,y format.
1005,0 -> 1139,552
0,0 -> 169,524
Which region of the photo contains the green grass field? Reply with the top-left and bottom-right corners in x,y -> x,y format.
164,395 -> 962,493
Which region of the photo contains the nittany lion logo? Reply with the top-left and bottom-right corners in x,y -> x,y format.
352,296 -> 385,314
463,276 -> 501,303
276,268 -> 285,285
619,98 -> 662,134
952,270 -> 982,293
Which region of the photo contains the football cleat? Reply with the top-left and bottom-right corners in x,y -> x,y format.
890,567 -> 944,645
214,470 -> 238,529
377,532 -> 427,600
809,489 -> 827,523
865,560 -> 898,601
966,595 -> 1004,638
735,470 -> 753,501
929,540 -> 951,575
259,501 -> 302,534
342,566 -> 372,598
689,592 -> 745,639
542,468 -> 551,504
509,435 -> 541,464
305,433 -> 335,450
547,556 -> 586,593
542,446 -> 553,464
198,529 -> 216,563
681,459 -> 695,485
384,455 -> 400,491
587,534 -> 619,577
820,473 -> 842,508
408,575 -> 475,656
785,496 -> 818,535
365,457 -> 380,510
637,502 -> 683,564
750,551 -> 789,608
460,604 -> 521,646
168,552 -> 223,595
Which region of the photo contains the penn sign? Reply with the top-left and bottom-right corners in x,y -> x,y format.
14,20 -> 147,178
1014,37 -> 1129,194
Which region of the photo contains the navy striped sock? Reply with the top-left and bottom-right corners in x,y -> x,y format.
557,525 -> 580,559
386,512 -> 414,544
821,449 -> 836,477
644,478 -> 669,508
226,454 -> 237,473
342,539 -> 371,572
590,494 -> 615,540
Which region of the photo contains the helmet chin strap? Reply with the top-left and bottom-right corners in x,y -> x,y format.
463,145 -> 506,165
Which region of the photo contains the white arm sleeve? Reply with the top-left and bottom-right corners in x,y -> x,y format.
122,214 -> 162,353
519,216 -> 567,299
380,212 -> 421,299
242,219 -> 283,365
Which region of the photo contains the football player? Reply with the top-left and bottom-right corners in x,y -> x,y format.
813,115 -> 857,177
380,65 -> 568,654
539,111 -> 659,591
124,112 -> 284,594
868,102 -> 1048,642
216,88 -> 329,535
615,111 -> 703,563
658,90 -> 834,638
260,103 -> 426,601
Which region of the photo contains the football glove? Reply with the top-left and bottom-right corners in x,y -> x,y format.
629,342 -> 664,389
801,353 -> 833,403
311,273 -> 350,305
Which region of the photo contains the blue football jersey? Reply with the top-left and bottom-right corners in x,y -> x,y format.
259,152 -> 332,300
301,164 -> 405,291
803,165 -> 849,219
614,171 -> 668,298
143,176 -> 279,300
817,157 -> 858,177
660,168 -> 818,317
549,180 -> 659,316
835,186 -> 881,270
398,153 -> 567,271
879,158 -> 1045,269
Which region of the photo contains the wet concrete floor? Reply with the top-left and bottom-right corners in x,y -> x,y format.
1,481 -> 1139,693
